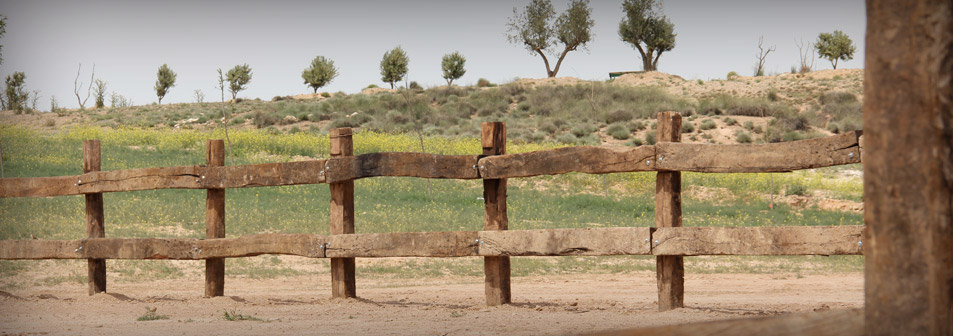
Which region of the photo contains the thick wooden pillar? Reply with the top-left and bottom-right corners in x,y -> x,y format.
482,122 -> 511,306
655,112 -> 684,311
83,140 -> 106,295
204,140 -> 225,297
330,128 -> 356,298
864,0 -> 953,334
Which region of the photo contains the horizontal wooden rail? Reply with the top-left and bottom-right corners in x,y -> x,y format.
652,226 -> 865,256
587,308 -> 864,336
0,131 -> 862,198
655,131 -> 862,173
0,226 -> 863,260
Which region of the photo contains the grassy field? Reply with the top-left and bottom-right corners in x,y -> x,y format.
0,125 -> 864,286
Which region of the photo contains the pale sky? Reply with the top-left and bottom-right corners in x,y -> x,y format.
0,0 -> 866,109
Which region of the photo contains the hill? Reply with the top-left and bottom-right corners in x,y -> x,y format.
0,69 -> 863,146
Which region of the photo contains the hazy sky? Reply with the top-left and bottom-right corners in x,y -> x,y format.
0,0 -> 866,109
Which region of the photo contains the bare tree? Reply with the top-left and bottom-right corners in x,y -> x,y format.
216,69 -> 235,166
754,36 -> 775,76
30,90 -> 40,111
795,38 -> 815,73
73,63 -> 94,109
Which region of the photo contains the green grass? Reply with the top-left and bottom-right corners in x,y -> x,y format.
0,126 -> 864,281
137,307 -> 170,321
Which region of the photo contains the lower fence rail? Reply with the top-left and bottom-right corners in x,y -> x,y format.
0,226 -> 863,260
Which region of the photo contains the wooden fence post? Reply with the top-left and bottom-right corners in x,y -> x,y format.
329,128 -> 356,298
205,140 -> 225,297
482,122 -> 511,306
655,112 -> 684,311
83,140 -> 106,295
864,1 -> 953,334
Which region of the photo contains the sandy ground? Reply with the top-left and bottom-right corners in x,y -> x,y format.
0,272 -> 862,335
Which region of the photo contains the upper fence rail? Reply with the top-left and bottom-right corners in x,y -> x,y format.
0,131 -> 861,198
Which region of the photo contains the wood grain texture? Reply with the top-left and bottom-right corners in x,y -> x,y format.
864,1 -> 953,334
656,131 -> 862,173
326,231 -> 480,258
0,234 -> 327,260
325,153 -> 479,183
652,226 -> 864,256
587,308 -> 863,336
205,140 -> 226,297
655,111 -> 684,311
0,160 -> 329,198
478,145 -> 656,179
83,140 -> 106,295
482,121 -> 511,306
478,227 -> 651,256
329,128 -> 356,299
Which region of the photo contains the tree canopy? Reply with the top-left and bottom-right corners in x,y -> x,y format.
380,46 -> 409,89
4,72 -> 27,113
441,52 -> 467,86
301,56 -> 338,93
618,0 -> 676,71
226,64 -> 253,100
154,64 -> 176,105
506,0 -> 594,78
815,30 -> 856,69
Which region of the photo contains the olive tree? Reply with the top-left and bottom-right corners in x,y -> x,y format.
618,0 -> 676,71
154,64 -> 176,105
441,52 -> 466,86
226,64 -> 253,100
302,56 -> 338,93
815,30 -> 856,69
506,0 -> 594,78
380,46 -> 409,89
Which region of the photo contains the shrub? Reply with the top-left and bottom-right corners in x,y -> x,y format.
409,81 -> 423,90
766,90 -> 779,102
556,133 -> 577,144
366,84 -> 379,89
606,109 -> 633,123
607,123 -> 630,140
699,119 -> 716,130
627,120 -> 646,132
571,123 -> 597,137
539,120 -> 558,134
321,92 -> 331,98
252,111 -> 279,128
774,113 -> 810,131
645,131 -> 657,145
681,122 -> 695,133
782,131 -> 804,142
726,71 -> 739,79
696,79 -> 704,85
477,78 -> 493,87
627,138 -> 644,146
786,184 -> 808,196
735,130 -> 752,143
819,91 -> 857,105
724,118 -> 738,126
743,121 -> 754,130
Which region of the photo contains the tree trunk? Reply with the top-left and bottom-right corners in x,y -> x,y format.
158,97 -> 162,105
535,49 -> 555,78
643,52 -> 657,71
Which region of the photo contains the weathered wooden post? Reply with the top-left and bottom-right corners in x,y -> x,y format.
205,139 -> 226,297
655,112 -> 683,311
864,0 -> 953,334
83,140 -> 106,295
329,128 -> 356,298
481,122 -> 511,306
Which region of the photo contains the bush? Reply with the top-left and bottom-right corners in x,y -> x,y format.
627,120 -> 646,132
726,71 -> 739,79
627,138 -> 644,146
645,131 -> 657,145
699,119 -> 716,130
735,130 -> 752,143
606,123 -> 630,140
819,91 -> 857,105
743,121 -> 754,130
782,131 -> 805,142
366,84 -> 379,89
786,184 -> 808,196
477,78 -> 493,87
539,120 -> 558,134
252,111 -> 279,128
606,110 -> 633,123
774,113 -> 810,131
681,122 -> 695,133
321,92 -> 331,98
556,133 -> 577,144
409,81 -> 423,90
766,90 -> 779,102
571,123 -> 597,137
724,118 -> 738,126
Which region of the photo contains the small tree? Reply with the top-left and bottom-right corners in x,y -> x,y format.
0,15 -> 6,66
301,56 -> 338,93
226,64 -> 252,100
194,89 -> 205,103
815,30 -> 856,69
796,38 -> 815,73
754,36 -> 775,76
50,95 -> 59,114
4,72 -> 28,113
73,63 -> 94,110
380,47 -> 409,89
154,64 -> 176,105
506,0 -> 594,78
618,0 -> 676,71
93,79 -> 107,108
441,52 -> 467,85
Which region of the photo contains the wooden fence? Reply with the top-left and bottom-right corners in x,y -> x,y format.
0,112 -> 865,310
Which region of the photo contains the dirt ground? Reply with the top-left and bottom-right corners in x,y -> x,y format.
0,272 -> 862,335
